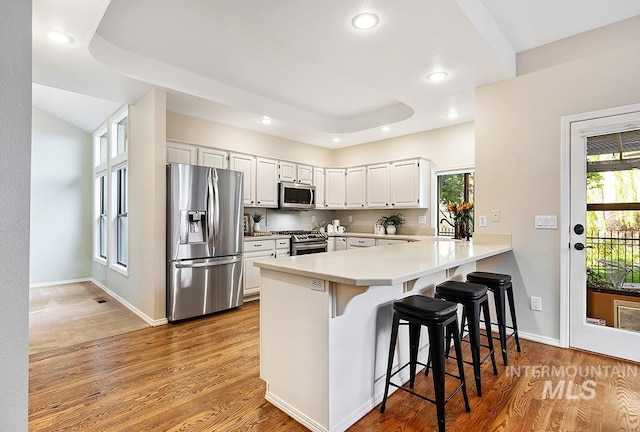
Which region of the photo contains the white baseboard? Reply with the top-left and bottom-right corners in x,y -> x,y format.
481,323 -> 561,347
90,278 -> 168,327
29,277 -> 92,288
265,392 -> 328,432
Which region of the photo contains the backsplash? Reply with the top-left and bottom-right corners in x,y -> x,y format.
245,207 -> 435,235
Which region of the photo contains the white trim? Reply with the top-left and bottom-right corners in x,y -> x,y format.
560,102 -> 640,349
93,256 -> 107,266
29,277 -> 92,289
110,263 -> 129,277
517,330 -> 561,348
90,278 -> 168,327
431,164 -> 475,230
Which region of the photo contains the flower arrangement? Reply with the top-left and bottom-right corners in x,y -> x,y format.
447,202 -> 473,223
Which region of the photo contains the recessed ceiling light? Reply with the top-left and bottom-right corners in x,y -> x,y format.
427,71 -> 448,82
381,126 -> 390,132
46,30 -> 74,44
352,13 -> 379,30
332,138 -> 341,143
445,111 -> 460,119
260,116 -> 273,125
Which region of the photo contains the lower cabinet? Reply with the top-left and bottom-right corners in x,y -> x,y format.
243,238 -> 289,300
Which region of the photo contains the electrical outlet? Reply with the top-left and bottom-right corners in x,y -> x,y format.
418,215 -> 427,224
310,279 -> 325,291
312,215 -> 316,223
530,296 -> 542,311
349,215 -> 353,223
478,215 -> 487,227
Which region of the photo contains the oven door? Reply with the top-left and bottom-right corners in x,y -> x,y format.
291,241 -> 327,255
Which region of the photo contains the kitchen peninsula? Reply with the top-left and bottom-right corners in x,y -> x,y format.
256,235 -> 512,432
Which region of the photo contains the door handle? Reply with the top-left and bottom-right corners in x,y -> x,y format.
574,243 -> 593,250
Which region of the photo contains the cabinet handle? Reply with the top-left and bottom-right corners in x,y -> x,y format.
254,244 -> 262,247
257,201 -> 260,204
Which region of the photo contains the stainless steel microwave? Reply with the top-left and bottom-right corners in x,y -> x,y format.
279,182 -> 316,210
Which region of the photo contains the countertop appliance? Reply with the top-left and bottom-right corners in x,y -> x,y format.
271,230 -> 328,255
279,182 -> 316,210
167,163 -> 244,322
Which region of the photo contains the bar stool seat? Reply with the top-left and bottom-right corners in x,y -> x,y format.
381,295 -> 470,432
434,281 -> 498,397
467,271 -> 521,365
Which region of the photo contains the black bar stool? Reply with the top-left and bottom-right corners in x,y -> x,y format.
434,280 -> 498,396
380,295 -> 470,432
466,271 -> 521,365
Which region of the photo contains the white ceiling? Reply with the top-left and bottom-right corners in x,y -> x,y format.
32,0 -> 640,149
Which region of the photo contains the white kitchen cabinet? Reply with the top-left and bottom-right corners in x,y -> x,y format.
327,236 -> 347,252
347,237 -> 376,249
243,249 -> 274,299
390,158 -> 429,209
229,153 -> 257,206
297,164 -> 313,185
275,238 -> 291,257
198,148 -> 228,168
313,167 -> 325,208
167,141 -> 196,164
279,161 -> 313,185
346,166 -> 366,209
366,163 -> 390,208
256,157 -> 279,207
279,161 -> 297,183
325,168 -> 346,209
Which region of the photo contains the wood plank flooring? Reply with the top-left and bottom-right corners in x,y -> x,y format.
29,300 -> 640,431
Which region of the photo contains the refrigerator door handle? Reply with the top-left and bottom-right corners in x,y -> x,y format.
212,169 -> 220,241
174,256 -> 242,269
207,169 -> 215,253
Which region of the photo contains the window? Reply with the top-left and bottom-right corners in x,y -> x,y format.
98,174 -> 108,259
92,106 -> 129,274
436,169 -> 474,236
115,165 -> 128,266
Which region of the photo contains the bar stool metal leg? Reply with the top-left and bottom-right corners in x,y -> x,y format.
492,286 -> 509,365
506,285 -> 521,353
380,312 -> 400,413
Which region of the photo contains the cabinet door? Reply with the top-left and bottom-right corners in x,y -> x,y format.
230,153 -> 256,206
325,168 -> 346,209
367,163 -> 390,208
279,161 -> 297,183
167,141 -> 196,164
346,167 -> 366,208
297,164 -> 313,185
390,159 -> 428,208
313,167 -> 325,208
243,250 -> 274,298
347,237 -> 376,248
198,148 -> 228,169
256,157 -> 279,207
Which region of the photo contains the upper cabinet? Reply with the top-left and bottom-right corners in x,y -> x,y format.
167,141 -> 196,164
325,168 -> 346,209
313,167 -> 325,209
255,157 -> 279,207
198,148 -> 228,169
167,141 -> 430,210
366,163 -> 390,208
229,153 -> 257,206
389,158 -> 429,208
279,161 -> 313,185
346,166 -> 366,208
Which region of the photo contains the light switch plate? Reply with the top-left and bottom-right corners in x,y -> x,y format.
535,215 -> 558,229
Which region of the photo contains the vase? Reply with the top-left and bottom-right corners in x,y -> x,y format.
386,225 -> 396,235
454,220 -> 467,240
253,222 -> 261,233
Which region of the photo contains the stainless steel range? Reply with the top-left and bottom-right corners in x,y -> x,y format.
272,230 -> 328,255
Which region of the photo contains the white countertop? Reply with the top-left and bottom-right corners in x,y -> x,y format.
254,237 -> 511,286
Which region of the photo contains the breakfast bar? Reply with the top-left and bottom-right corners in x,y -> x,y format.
256,236 -> 512,432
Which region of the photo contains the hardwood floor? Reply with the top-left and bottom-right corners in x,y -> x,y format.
29,281 -> 149,354
30,300 -> 640,431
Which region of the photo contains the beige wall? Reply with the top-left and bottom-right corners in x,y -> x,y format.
475,19 -> 640,341
332,122 -> 474,169
96,89 -> 167,322
167,111 -> 334,167
0,1 -> 30,429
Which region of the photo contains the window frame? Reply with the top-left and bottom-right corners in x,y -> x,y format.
93,124 -> 108,265
432,165 -> 475,236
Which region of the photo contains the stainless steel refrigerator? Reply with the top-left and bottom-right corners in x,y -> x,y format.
167,163 -> 244,321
